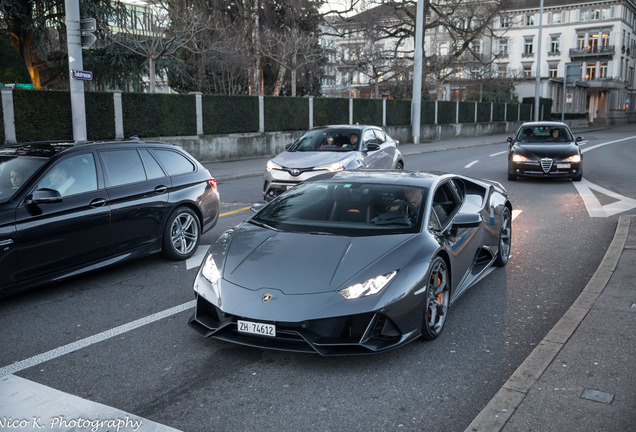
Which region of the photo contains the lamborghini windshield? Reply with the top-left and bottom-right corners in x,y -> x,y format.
252,180 -> 428,236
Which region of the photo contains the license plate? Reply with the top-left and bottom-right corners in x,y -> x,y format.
556,163 -> 571,169
237,320 -> 276,337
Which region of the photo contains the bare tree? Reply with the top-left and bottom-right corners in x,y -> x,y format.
107,0 -> 219,93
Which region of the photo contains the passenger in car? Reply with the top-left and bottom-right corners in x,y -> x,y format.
48,165 -> 75,195
10,169 -> 23,189
547,128 -> 561,141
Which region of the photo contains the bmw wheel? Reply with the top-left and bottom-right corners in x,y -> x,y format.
395,161 -> 404,170
421,257 -> 450,340
162,206 -> 201,260
494,207 -> 511,267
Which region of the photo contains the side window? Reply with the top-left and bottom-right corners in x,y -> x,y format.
37,153 -> 98,197
101,150 -> 146,187
151,149 -> 195,176
373,129 -> 387,144
429,183 -> 460,230
362,129 -> 378,145
139,149 -> 166,179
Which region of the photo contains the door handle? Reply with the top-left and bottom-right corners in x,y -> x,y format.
89,198 -> 107,208
154,185 -> 168,194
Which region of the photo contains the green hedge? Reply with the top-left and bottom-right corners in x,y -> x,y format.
492,103 -> 505,121
202,94 -> 258,135
123,92 -> 196,138
352,98 -> 382,125
386,99 -> 410,126
421,101 -> 436,124
436,101 -> 456,124
264,96 -> 308,132
458,102 -> 474,124
477,102 -> 491,122
0,97 -> 3,143
313,97 -> 348,126
14,89 -> 72,142
86,91 -> 115,140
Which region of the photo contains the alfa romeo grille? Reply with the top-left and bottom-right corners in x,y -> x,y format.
540,158 -> 553,173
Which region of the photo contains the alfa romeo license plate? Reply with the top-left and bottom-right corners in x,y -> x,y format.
556,163 -> 571,169
237,320 -> 276,337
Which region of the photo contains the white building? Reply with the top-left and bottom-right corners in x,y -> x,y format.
494,0 -> 636,124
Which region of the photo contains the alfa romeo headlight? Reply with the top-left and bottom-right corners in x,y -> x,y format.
339,271 -> 397,299
314,162 -> 344,172
562,154 -> 581,163
201,253 -> 221,285
512,154 -> 530,163
266,160 -> 282,172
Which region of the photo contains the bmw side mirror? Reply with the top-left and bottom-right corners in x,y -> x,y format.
506,137 -> 513,143
366,143 -> 381,151
284,143 -> 292,150
576,136 -> 584,143
27,188 -> 62,205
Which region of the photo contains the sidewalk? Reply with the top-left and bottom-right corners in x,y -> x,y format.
204,127 -> 636,431
466,215 -> 636,431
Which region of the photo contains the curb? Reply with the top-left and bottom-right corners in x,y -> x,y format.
464,215 -> 632,432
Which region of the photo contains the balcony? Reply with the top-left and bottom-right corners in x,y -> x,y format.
569,45 -> 615,59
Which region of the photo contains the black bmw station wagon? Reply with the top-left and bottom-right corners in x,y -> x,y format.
0,139 -> 220,296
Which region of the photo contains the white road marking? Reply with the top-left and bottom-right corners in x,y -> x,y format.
0,301 -> 195,377
0,374 -> 181,431
581,135 -> 636,153
573,178 -> 636,218
512,209 -> 522,221
490,150 -> 507,157
465,160 -> 479,168
186,244 -> 210,270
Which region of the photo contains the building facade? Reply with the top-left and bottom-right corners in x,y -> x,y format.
494,0 -> 636,124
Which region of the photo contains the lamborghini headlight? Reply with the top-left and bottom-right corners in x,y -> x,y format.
562,154 -> 581,163
201,253 -> 221,285
314,162 -> 345,172
339,271 -> 397,299
266,160 -> 283,172
512,154 -> 530,163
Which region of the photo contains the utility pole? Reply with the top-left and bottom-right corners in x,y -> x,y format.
534,0 -> 544,121
411,0 -> 424,144
65,0 -> 87,142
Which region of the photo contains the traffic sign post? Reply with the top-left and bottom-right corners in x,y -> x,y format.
80,18 -> 97,47
562,63 -> 582,122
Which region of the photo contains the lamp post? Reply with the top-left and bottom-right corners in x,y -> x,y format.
411,0 -> 424,144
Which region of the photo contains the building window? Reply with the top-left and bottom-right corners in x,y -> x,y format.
580,10 -> 589,21
525,14 -> 535,26
552,12 -> 562,24
586,62 -> 597,80
524,37 -> 534,56
549,64 -> 558,78
523,65 -> 533,78
501,16 -> 511,28
498,64 -> 508,77
472,40 -> 482,55
499,38 -> 509,56
577,34 -> 586,50
599,62 -> 608,78
439,42 -> 449,56
550,35 -> 560,53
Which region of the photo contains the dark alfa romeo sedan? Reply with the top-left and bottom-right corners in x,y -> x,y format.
507,121 -> 583,181
0,139 -> 220,297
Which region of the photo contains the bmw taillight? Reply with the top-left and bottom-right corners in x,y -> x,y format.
209,178 -> 217,190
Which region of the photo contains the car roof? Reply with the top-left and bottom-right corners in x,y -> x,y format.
519,121 -> 570,128
310,169 -> 451,187
0,139 -> 177,159
309,125 -> 378,131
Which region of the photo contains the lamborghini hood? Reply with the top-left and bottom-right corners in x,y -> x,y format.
221,224 -> 415,294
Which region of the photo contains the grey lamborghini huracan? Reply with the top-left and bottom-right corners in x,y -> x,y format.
189,170 -> 512,355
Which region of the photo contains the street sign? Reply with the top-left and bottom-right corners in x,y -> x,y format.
566,93 -> 573,103
71,70 -> 93,81
80,17 -> 97,47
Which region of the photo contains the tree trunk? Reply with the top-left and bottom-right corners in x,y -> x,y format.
273,65 -> 285,96
149,56 -> 156,93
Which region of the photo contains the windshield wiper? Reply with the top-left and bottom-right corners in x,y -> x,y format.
249,219 -> 280,231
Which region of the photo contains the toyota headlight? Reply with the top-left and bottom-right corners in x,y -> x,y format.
562,154 -> 581,163
339,271 -> 397,299
267,160 -> 283,172
314,162 -> 345,172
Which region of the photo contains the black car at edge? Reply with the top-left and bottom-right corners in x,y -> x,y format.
0,138 -> 220,297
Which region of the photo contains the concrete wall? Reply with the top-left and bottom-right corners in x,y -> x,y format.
158,121 -> 527,163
